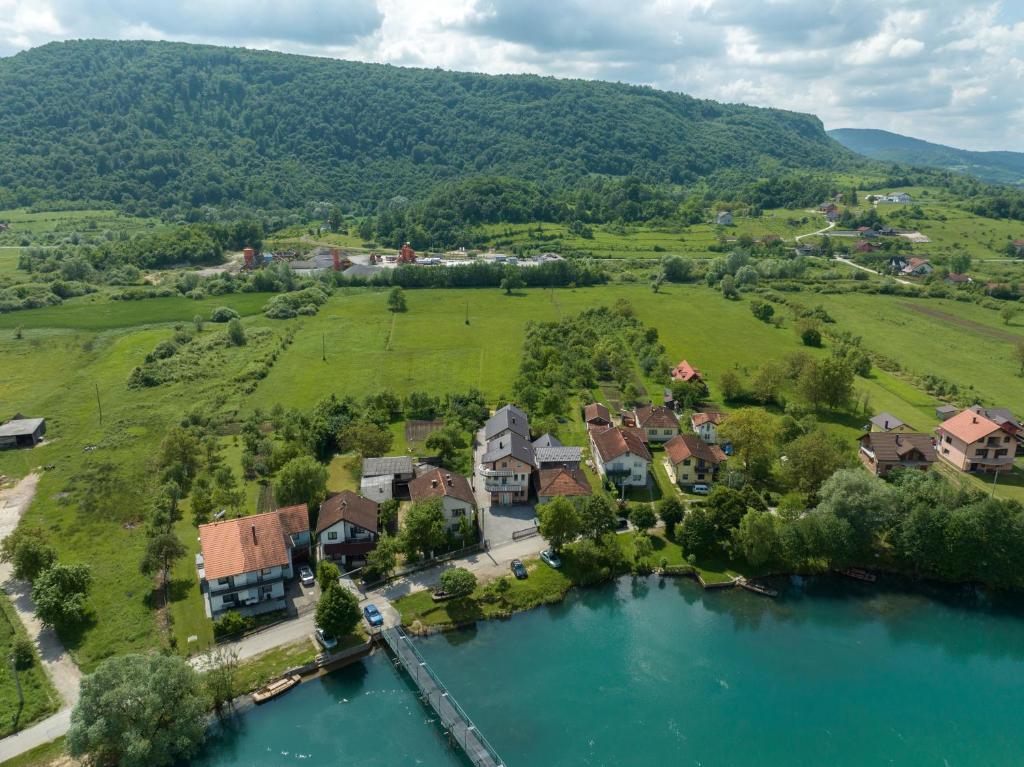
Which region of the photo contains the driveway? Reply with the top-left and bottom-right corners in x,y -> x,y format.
0,473 -> 83,763
472,428 -> 538,546
833,256 -> 913,285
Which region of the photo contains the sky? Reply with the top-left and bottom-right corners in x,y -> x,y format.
1,0 -> 1023,151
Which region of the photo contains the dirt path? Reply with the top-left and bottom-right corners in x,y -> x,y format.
0,474 -> 83,762
901,302 -> 1024,343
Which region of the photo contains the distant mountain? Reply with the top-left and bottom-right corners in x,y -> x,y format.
829,128 -> 1024,187
0,40 -> 864,214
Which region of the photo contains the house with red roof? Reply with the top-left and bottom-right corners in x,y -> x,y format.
316,490 -> 379,566
536,467 -> 592,504
199,506 -> 311,619
590,426 -> 652,488
935,409 -> 1017,473
690,411 -> 727,444
900,257 -> 934,277
670,360 -> 702,383
409,468 -> 476,534
632,404 -> 679,443
665,434 -> 727,488
854,240 -> 878,253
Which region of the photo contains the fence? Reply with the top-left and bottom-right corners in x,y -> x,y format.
511,524 -> 539,542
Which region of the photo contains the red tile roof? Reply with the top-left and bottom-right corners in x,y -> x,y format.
664,434 -> 727,466
591,426 -> 652,463
536,467 -> 591,498
199,510 -> 290,580
690,411 -> 726,428
408,468 -> 476,507
670,360 -> 701,382
633,404 -> 678,430
276,504 -> 310,537
317,491 -> 378,535
937,409 -> 1004,445
583,402 -> 612,424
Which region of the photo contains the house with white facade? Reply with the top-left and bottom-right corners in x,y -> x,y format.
632,404 -> 679,443
690,412 -> 727,444
316,490 -> 379,567
198,505 -> 310,620
408,467 -> 477,533
590,426 -> 652,488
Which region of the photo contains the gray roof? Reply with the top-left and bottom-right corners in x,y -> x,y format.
970,405 -> 1019,427
482,433 -> 536,467
484,404 -> 530,441
361,456 -> 414,477
342,264 -> 382,278
869,412 -> 905,431
0,418 -> 44,437
535,446 -> 583,465
532,433 -> 562,448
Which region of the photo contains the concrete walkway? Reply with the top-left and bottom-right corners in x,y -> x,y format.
0,473 -> 83,763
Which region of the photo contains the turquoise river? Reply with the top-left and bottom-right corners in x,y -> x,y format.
191,576 -> 1024,766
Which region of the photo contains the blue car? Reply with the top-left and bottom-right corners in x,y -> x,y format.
363,604 -> 384,628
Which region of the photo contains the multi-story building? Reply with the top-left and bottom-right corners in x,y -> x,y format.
665,434 -> 726,488
935,409 -> 1016,474
484,404 -> 531,443
590,426 -> 652,488
858,432 -> 936,477
408,468 -> 477,533
316,490 -> 379,567
479,432 -> 536,505
632,404 -> 679,443
690,411 -> 726,444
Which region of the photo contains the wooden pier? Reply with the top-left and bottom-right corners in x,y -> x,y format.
381,627 -> 505,767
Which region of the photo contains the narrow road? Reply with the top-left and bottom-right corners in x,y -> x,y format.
794,219 -> 835,243
0,474 -> 83,763
833,256 -> 913,285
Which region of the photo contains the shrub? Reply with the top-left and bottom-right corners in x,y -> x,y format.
210,306 -> 239,323
800,326 -> 822,347
439,567 -> 477,598
12,637 -> 35,669
213,611 -> 253,639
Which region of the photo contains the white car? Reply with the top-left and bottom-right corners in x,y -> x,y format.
315,626 -> 337,650
298,566 -> 315,587
691,484 -> 710,495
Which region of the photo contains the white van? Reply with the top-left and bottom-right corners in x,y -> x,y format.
691,484 -> 710,495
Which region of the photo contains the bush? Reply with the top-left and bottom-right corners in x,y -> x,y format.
800,326 -> 822,347
439,567 -> 477,598
210,306 -> 239,323
213,610 -> 253,639
12,637 -> 35,669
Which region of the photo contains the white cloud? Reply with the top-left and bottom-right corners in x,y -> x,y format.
0,0 -> 1023,150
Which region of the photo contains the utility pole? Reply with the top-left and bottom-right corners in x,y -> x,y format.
94,383 -> 103,425
322,334 -> 326,362
992,469 -> 1000,498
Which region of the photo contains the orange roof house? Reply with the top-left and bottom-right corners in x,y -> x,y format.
536,467 -> 592,502
199,510 -> 291,581
670,360 -> 701,383
935,409 -> 1016,474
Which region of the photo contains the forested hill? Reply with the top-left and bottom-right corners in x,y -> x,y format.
830,128 -> 1024,187
0,40 -> 862,215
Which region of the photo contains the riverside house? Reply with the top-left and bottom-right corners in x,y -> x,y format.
316,491 -> 379,567
590,426 -> 652,488
665,434 -> 726,489
479,432 -> 536,505
935,409 -> 1017,473
198,505 -> 310,620
858,432 -> 936,477
408,468 -> 477,534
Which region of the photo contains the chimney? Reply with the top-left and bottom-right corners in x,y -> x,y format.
895,434 -> 902,446
446,473 -> 453,486
251,525 -> 257,545
973,417 -> 978,424
431,479 -> 438,488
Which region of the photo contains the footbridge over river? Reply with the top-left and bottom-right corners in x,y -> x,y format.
380,626 -> 506,767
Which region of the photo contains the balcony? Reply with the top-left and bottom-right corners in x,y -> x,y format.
477,466 -> 515,478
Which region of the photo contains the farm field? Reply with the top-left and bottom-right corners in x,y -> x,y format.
0,208 -> 161,248
1,280 -> 1022,669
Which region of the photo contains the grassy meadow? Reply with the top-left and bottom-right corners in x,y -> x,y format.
1,265 -> 1023,668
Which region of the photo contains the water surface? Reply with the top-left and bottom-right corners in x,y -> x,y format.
194,576 -> 1024,766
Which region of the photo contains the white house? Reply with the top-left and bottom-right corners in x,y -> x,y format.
716,211 -> 733,226
198,505 -> 310,620
316,491 -> 379,567
590,426 -> 652,487
408,467 -> 477,533
690,412 -> 726,444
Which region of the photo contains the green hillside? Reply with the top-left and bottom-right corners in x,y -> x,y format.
0,40 -> 863,215
829,128 -> 1024,187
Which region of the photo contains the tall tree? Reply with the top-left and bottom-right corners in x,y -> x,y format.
315,583 -> 362,638
536,497 -> 582,552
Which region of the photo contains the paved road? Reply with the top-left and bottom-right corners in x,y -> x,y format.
0,474 -> 83,764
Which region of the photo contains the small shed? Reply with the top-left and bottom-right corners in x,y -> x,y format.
0,418 -> 46,449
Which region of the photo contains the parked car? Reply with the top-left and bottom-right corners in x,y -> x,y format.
510,559 -> 528,579
298,566 -> 315,587
315,626 -> 337,650
691,484 -> 710,495
363,603 -> 384,628
540,549 -> 562,569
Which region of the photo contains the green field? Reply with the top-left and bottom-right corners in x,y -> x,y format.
0,208 -> 161,248
1,277 -> 1022,669
0,596 -> 60,737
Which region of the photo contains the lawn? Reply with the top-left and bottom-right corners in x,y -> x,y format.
0,595 -> 60,737
0,737 -> 66,767
1,277 -> 1018,670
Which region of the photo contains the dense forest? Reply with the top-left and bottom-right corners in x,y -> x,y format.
0,40 -> 865,217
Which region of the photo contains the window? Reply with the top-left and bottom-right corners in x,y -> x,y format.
976,449 -> 989,458
261,568 -> 273,576
217,577 -> 230,586
682,459 -> 691,466
222,593 -> 239,605
501,461 -> 508,468
944,435 -> 952,444
452,508 -> 465,517
996,449 -> 1008,458
327,531 -> 338,541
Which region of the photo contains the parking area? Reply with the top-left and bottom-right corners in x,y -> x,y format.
472,428 -> 538,546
